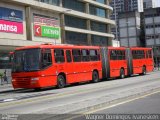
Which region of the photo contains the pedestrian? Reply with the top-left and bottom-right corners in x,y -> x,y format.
0,72 -> 3,85
3,70 -> 8,84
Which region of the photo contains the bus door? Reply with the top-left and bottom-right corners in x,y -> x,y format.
65,49 -> 75,83
81,49 -> 91,81
132,50 -> 145,74
146,49 -> 154,72
109,49 -> 127,77
72,49 -> 83,82
109,49 -> 118,77
41,49 -> 55,86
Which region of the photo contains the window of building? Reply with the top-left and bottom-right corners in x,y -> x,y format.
54,49 -> 65,63
65,15 -> 87,29
65,31 -> 88,45
91,21 -> 107,33
72,49 -> 81,62
91,35 -> 108,46
89,4 -> 106,18
62,0 -> 85,12
95,0 -> 106,4
40,0 -> 60,6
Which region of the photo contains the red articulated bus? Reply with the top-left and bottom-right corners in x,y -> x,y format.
11,44 -> 154,89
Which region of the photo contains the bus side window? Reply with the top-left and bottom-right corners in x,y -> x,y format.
89,49 -> 99,61
66,50 -> 72,63
82,49 -> 90,62
54,49 -> 65,63
72,49 -> 81,62
41,49 -> 52,68
110,50 -> 117,60
148,50 -> 152,58
146,51 -> 148,58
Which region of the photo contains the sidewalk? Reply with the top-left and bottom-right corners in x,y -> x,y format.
0,83 -> 14,92
153,67 -> 160,71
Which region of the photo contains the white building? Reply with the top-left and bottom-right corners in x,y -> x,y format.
143,0 -> 160,8
118,11 -> 141,47
144,7 -> 160,64
110,0 -> 143,40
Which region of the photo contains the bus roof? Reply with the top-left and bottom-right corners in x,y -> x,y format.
130,47 -> 152,50
15,44 -> 152,51
15,44 -> 101,50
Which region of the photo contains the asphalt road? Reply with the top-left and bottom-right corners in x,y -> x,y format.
0,71 -> 160,120
72,91 -> 160,120
95,91 -> 160,114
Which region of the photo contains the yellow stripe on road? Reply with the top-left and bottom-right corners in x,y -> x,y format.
66,90 -> 160,120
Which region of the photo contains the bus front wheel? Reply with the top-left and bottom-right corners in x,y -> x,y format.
120,69 -> 125,79
141,66 -> 146,75
92,71 -> 99,83
57,75 -> 65,88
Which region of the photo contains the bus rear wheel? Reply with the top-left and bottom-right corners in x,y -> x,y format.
57,75 -> 65,88
92,71 -> 99,83
120,69 -> 125,79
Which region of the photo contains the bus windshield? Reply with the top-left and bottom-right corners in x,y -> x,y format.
12,49 -> 41,72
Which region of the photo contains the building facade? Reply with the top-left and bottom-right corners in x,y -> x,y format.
0,0 -> 115,70
110,0 -> 143,40
144,7 -> 160,65
118,11 -> 141,47
143,0 -> 160,9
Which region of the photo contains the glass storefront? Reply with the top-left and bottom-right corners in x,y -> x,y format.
0,52 -> 11,69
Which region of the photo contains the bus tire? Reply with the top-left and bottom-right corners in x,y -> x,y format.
57,75 -> 65,88
92,71 -> 99,83
34,88 -> 41,91
142,66 -> 146,75
120,69 -> 125,79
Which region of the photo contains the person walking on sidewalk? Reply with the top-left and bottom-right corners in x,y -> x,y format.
3,70 -> 8,84
0,72 -> 3,85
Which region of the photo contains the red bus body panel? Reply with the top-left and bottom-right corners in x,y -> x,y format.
131,48 -> 154,74
108,47 -> 128,77
12,45 -> 102,89
12,45 -> 154,89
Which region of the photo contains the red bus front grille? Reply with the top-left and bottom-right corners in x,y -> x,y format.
14,77 -> 30,87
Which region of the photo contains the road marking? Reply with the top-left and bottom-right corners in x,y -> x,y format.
66,90 -> 160,120
0,83 -> 115,108
3,98 -> 16,102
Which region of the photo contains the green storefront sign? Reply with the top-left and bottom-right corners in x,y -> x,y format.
41,26 -> 60,39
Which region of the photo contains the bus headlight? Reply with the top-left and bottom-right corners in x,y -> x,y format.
31,77 -> 39,81
12,79 -> 16,82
